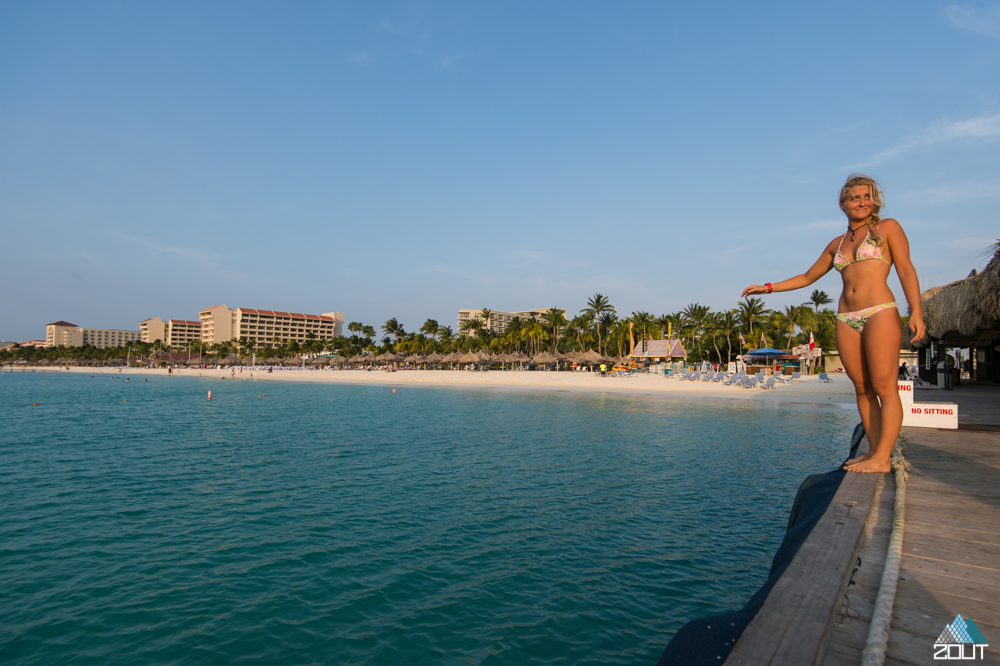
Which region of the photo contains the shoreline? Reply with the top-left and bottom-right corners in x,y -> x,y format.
7,364 -> 860,406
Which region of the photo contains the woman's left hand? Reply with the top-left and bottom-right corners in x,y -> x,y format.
908,314 -> 927,344
741,284 -> 768,298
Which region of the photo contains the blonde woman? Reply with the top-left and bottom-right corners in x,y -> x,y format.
742,174 -> 926,473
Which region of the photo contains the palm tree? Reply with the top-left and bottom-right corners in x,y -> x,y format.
348,322 -> 362,346
630,311 -> 653,352
806,289 -> 833,313
655,314 -> 673,340
598,311 -> 617,355
543,308 -> 567,352
568,314 -> 590,351
362,325 -> 376,345
582,293 -> 615,356
437,325 -> 454,344
460,318 -> 484,338
737,297 -> 768,338
711,310 -> 740,363
479,309 -> 493,337
610,319 -> 631,358
420,319 -> 439,341
681,303 -> 710,351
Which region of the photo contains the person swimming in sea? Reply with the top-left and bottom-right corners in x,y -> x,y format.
742,174 -> 926,473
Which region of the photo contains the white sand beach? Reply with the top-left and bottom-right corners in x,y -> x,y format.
20,365 -> 860,406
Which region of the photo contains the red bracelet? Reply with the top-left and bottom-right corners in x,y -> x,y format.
765,283 -> 773,294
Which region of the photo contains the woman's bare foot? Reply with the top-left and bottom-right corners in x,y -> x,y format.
844,457 -> 891,473
842,451 -> 873,468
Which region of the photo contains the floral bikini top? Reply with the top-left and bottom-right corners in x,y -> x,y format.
833,229 -> 890,272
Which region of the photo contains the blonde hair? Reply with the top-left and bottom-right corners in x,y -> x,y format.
839,173 -> 885,246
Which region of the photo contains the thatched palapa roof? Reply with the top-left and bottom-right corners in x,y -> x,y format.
911,240 -> 1000,348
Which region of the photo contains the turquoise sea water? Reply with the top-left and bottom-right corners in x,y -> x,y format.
0,372 -> 855,665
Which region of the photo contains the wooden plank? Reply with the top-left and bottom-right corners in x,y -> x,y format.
903,492 -> 1000,520
899,552 -> 1000,595
907,471 -> 1000,493
905,520 -> 1000,543
902,530 -> 1000,568
893,585 -> 1000,631
723,471 -> 880,666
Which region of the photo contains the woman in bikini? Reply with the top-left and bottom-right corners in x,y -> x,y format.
742,174 -> 926,473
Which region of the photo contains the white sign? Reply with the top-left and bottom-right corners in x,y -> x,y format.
792,344 -> 810,355
727,362 -> 736,373
898,380 -> 958,429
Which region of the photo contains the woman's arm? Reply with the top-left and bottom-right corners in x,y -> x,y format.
742,238 -> 837,298
884,219 -> 926,343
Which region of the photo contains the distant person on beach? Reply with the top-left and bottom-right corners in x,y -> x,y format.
742,174 -> 925,473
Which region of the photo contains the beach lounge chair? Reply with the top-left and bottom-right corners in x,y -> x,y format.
760,377 -> 775,390
818,372 -> 833,383
744,377 -> 758,389
722,375 -> 736,386
790,371 -> 801,382
711,373 -> 724,382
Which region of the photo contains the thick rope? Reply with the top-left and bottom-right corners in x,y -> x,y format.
860,437 -> 910,666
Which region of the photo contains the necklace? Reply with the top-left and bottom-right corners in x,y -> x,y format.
847,222 -> 867,242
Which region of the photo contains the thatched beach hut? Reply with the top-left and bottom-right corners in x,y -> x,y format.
911,240 -> 1000,383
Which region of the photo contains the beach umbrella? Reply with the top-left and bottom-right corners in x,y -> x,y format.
531,352 -> 554,364
579,350 -> 605,364
404,354 -> 424,364
744,347 -> 787,362
459,351 -> 480,364
440,352 -> 462,363
327,355 -> 347,364
425,352 -> 444,362
376,352 -> 400,362
476,351 -> 493,363
348,355 -> 363,364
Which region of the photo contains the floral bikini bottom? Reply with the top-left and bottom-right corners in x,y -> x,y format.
836,301 -> 898,333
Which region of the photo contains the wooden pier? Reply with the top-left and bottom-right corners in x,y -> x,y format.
724,384 -> 1000,665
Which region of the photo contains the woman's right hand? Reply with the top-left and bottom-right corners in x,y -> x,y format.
742,284 -> 768,298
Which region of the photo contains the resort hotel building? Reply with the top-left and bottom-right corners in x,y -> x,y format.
45,321 -> 142,349
198,305 -> 345,348
457,308 -> 565,337
139,318 -> 203,348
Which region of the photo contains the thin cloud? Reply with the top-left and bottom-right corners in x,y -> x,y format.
849,111 -> 1000,168
120,235 -> 247,281
350,53 -> 377,65
947,3 -> 1000,38
904,179 -> 1000,205
803,219 -> 844,231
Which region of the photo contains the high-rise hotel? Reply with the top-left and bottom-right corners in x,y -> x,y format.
46,321 -> 142,349
198,305 -> 344,347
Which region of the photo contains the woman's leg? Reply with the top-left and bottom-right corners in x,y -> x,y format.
837,319 -> 878,464
844,308 -> 903,473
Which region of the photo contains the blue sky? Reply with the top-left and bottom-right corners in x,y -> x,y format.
2,2 -> 999,341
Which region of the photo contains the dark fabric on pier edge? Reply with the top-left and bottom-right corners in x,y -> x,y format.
655,424 -> 866,665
